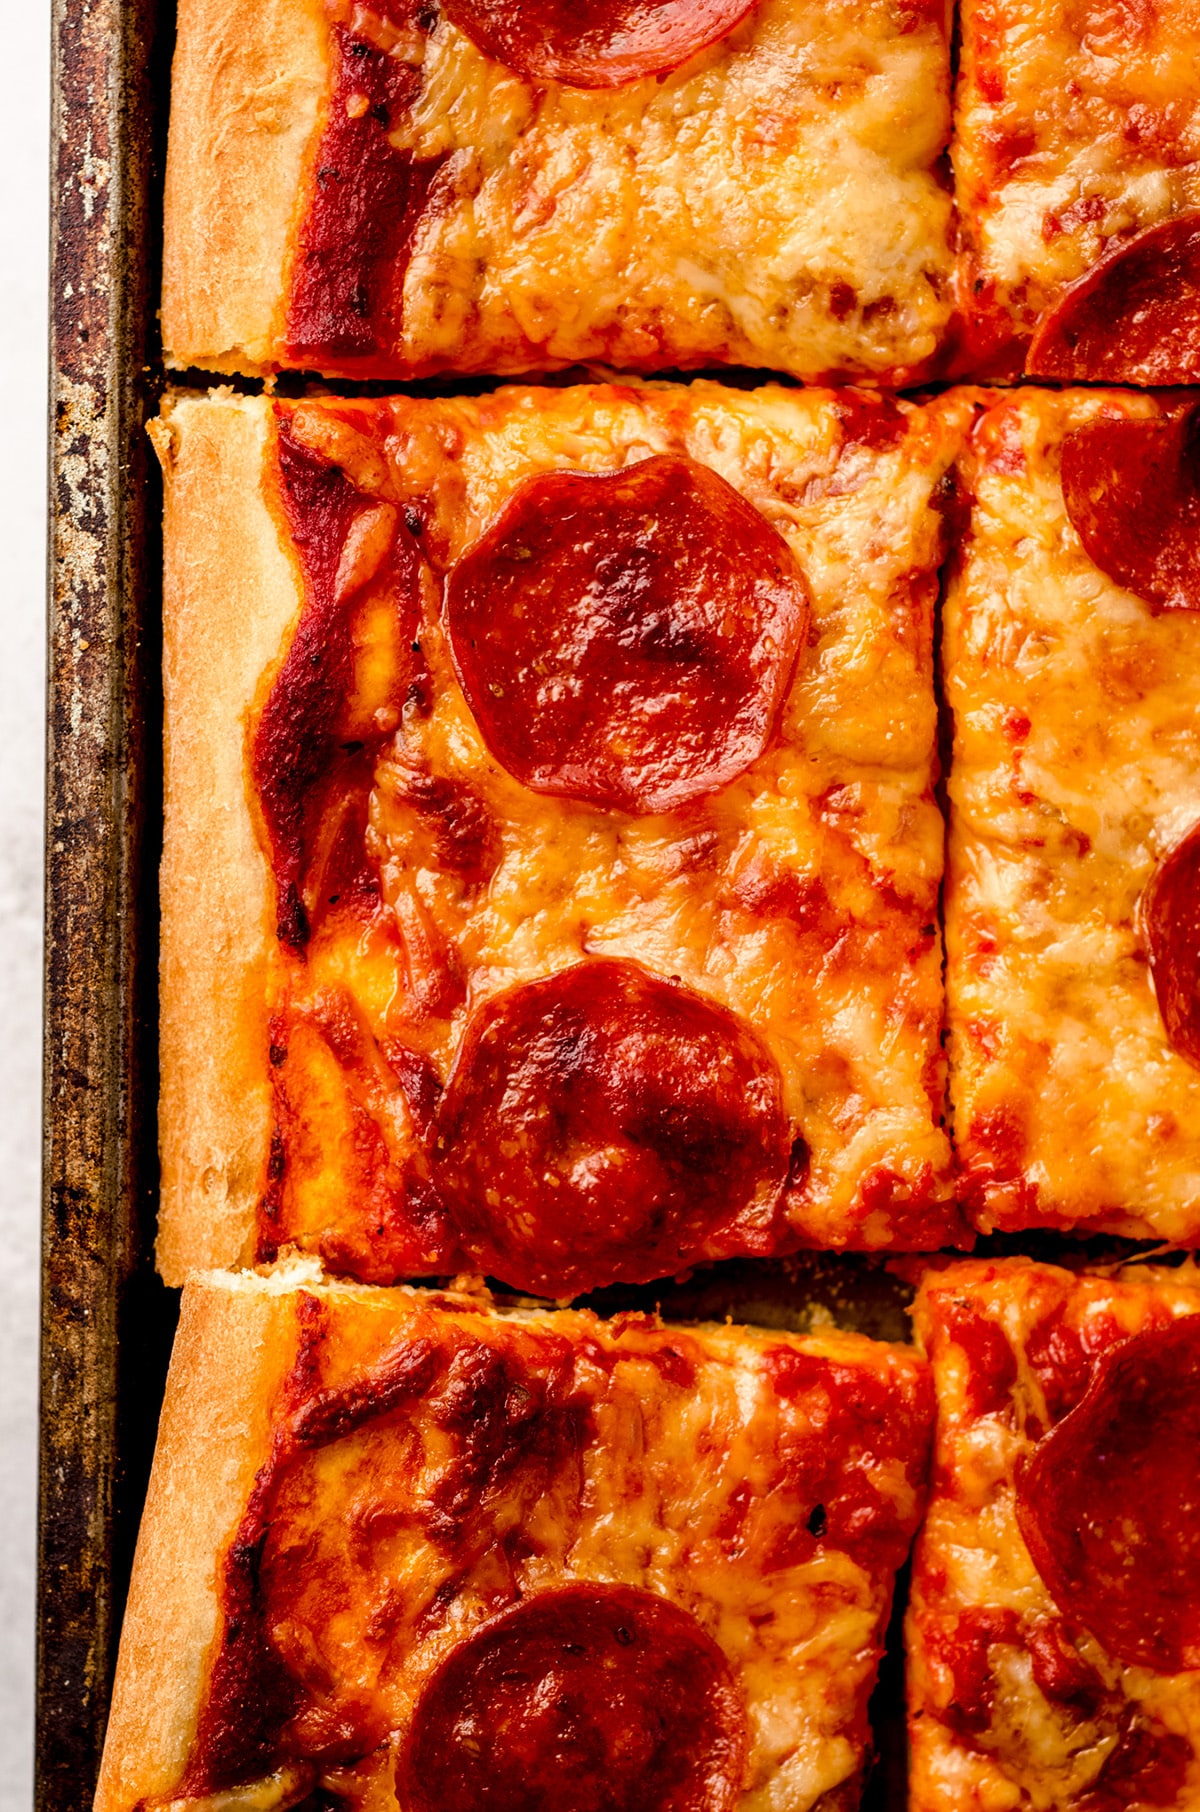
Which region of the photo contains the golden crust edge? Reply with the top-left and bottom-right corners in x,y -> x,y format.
154,390 -> 297,1286
93,1273 -> 300,1812
161,0 -> 328,372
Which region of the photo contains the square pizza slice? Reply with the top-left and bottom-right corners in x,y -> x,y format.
152,380 -> 970,1294
908,1256 -> 1200,1812
952,0 -> 1200,382
94,1266 -> 934,1812
162,0 -> 957,384
944,385 -> 1200,1242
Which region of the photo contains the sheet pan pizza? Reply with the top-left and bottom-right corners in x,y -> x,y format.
160,0 -> 1200,389
87,0 -> 1200,1802
94,1266 -> 933,1812
161,0 -> 958,385
151,379 -> 970,1294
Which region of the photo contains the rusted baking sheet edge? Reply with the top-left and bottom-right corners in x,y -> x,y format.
40,0 -> 177,1805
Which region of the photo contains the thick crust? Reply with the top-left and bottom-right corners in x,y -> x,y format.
162,0 -> 955,382
161,0 -> 328,372
93,1270 -> 302,1812
153,392 -> 300,1285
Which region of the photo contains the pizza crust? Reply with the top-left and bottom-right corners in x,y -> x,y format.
161,0 -> 328,373
153,392 -> 300,1284
93,1267 -> 306,1812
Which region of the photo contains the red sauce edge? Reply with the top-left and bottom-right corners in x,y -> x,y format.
285,24 -> 447,372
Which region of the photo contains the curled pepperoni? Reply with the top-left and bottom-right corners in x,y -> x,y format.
432,957 -> 790,1296
1143,822 -> 1200,1070
1015,1315 -> 1200,1673
403,1585 -> 745,1812
1061,405 -> 1200,614
439,0 -> 757,88
1026,214 -> 1200,385
444,455 -> 808,817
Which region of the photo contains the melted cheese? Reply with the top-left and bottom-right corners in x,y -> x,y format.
395,0 -> 954,381
907,1259 -> 1200,1812
954,0 -> 1200,355
169,0 -> 955,380
184,1276 -> 931,1811
269,381 -> 965,1260
944,387 -> 1200,1241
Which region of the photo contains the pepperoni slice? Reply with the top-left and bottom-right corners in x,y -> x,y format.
1015,1315 -> 1200,1674
1142,822 -> 1200,1070
444,455 -> 808,817
439,0 -> 757,89
1060,406 -> 1200,614
403,1585 -> 745,1812
432,957 -> 790,1297
1026,214 -> 1200,385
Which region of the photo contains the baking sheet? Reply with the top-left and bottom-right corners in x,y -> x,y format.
41,0 -> 176,1802
40,3 -> 1165,1803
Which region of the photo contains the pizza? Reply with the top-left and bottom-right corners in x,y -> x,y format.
160,0 -> 958,384
89,0 -> 1200,1795
151,379 -> 969,1295
952,0 -> 1200,381
943,384 -> 1200,1242
907,1256 -> 1200,1812
92,1265 -> 934,1812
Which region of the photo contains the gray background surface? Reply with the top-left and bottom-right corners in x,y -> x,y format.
3,2 -> 51,1801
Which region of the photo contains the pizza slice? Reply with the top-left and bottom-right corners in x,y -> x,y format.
908,1256 -> 1200,1811
93,1266 -> 934,1812
161,0 -> 957,384
152,380 -> 969,1294
943,385 -> 1200,1241
952,0 -> 1200,380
